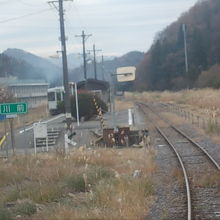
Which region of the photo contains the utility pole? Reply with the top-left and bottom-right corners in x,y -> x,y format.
75,31 -> 92,81
49,0 -> 72,129
183,24 -> 189,73
101,55 -> 105,81
88,44 -> 101,80
93,44 -> 97,80
9,118 -> 15,155
4,118 -> 8,157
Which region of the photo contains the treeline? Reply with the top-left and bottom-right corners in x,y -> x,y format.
0,53 -> 45,80
68,51 -> 144,83
135,0 -> 220,91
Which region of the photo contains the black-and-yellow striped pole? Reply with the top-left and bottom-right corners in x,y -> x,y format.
93,96 -> 105,130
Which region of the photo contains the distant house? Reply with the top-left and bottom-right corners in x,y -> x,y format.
0,77 -> 49,108
77,79 -> 110,103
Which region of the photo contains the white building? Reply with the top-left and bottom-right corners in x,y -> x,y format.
0,77 -> 49,108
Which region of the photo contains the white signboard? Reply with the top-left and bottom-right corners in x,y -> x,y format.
6,114 -> 17,119
33,122 -> 47,138
116,66 -> 136,82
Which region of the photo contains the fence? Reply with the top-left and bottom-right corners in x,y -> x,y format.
162,103 -> 220,134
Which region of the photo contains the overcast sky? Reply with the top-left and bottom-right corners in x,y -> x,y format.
0,0 -> 198,58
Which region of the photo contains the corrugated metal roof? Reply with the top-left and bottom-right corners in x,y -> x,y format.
0,78 -> 48,87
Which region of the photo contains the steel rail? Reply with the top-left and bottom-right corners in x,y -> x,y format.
156,126 -> 192,220
171,125 -> 220,170
138,103 -> 192,220
139,102 -> 220,170
138,102 -> 220,220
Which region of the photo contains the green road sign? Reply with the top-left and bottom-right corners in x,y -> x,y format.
0,102 -> 28,115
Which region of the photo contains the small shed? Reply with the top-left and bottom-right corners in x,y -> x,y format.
77,79 -> 110,103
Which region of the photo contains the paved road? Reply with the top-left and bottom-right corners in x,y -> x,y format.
0,107 -> 145,156
0,114 -> 65,156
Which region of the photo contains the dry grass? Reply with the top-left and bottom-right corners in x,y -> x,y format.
161,112 -> 187,126
126,88 -> 220,105
115,99 -> 134,111
125,89 -> 220,141
125,89 -> 220,116
193,171 -> 220,188
171,168 -> 185,186
0,148 -> 156,219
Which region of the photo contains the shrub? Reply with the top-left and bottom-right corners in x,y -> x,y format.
14,201 -> 37,216
71,93 -> 108,120
0,208 -> 12,220
65,166 -> 114,192
57,92 -> 108,120
206,119 -> 220,134
196,64 -> 220,88
87,166 -> 115,185
65,174 -> 86,192
56,101 -> 65,114
22,184 -> 64,203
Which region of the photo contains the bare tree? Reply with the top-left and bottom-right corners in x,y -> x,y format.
0,88 -> 14,103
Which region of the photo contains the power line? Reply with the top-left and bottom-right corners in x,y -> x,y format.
0,8 -> 52,24
0,0 -> 13,4
17,0 -> 44,7
71,4 -> 86,31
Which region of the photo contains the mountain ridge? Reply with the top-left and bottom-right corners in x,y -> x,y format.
135,0 -> 220,91
1,48 -> 144,88
3,48 -> 62,83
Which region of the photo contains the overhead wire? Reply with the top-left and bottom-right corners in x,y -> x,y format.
17,0 -> 44,7
0,8 -> 53,24
64,2 -> 90,43
0,0 -> 12,4
71,3 -> 87,31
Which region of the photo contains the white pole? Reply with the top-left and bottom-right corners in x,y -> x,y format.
183,24 -> 189,73
71,83 -> 74,95
111,74 -> 116,130
34,134 -> 37,155
128,109 -> 133,126
75,82 -> 80,126
64,133 -> 68,152
46,136 -> 49,152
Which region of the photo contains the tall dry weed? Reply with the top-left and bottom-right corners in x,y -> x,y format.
0,148 -> 156,219
125,89 -> 220,113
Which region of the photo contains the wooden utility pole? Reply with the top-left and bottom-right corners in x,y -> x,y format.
9,118 -> 15,155
48,0 -> 72,128
75,31 -> 92,80
58,0 -> 71,128
88,44 -> 102,80
101,55 -> 105,81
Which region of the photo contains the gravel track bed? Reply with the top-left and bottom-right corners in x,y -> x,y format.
146,134 -> 187,220
177,124 -> 220,166
139,102 -> 220,220
160,126 -> 220,219
139,106 -> 187,219
158,102 -> 220,166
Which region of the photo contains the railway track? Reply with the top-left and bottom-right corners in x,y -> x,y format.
138,102 -> 220,220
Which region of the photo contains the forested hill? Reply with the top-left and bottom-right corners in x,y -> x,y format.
135,0 -> 220,91
3,49 -> 62,83
0,53 -> 46,80
67,51 -> 144,83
